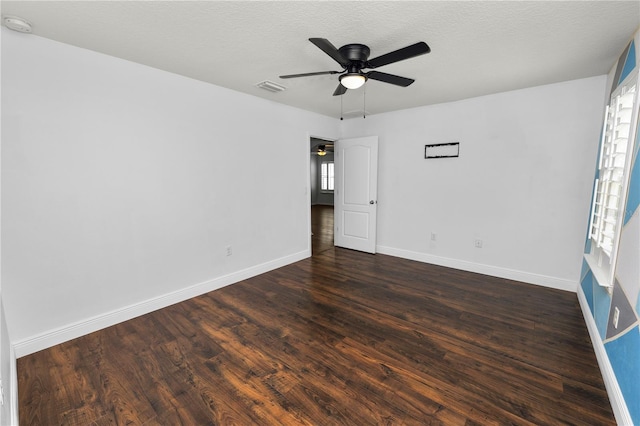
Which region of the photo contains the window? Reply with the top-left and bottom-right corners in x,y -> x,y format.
586,72 -> 638,287
321,161 -> 334,191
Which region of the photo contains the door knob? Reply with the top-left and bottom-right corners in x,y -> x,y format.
370,200 -> 375,204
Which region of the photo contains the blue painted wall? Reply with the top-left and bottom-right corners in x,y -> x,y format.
581,33 -> 640,424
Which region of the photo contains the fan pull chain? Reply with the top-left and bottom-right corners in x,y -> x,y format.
363,85 -> 366,119
340,94 -> 344,121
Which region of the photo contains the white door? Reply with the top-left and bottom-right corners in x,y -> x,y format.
334,136 -> 378,253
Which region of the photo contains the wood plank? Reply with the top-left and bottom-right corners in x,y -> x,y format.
18,230 -> 614,425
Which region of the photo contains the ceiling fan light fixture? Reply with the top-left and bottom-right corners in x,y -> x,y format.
340,73 -> 366,90
281,38 -> 430,97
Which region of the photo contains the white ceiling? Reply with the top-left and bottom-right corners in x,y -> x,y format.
2,1 -> 639,119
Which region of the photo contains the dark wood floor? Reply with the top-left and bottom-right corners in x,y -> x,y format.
312,204 -> 334,255
18,209 -> 614,425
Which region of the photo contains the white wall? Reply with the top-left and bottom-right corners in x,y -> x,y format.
0,11 -> 14,425
311,153 -> 335,206
1,29 -> 338,352
0,26 -> 609,359
310,153 -> 318,205
341,76 -> 607,290
0,17 -> 16,426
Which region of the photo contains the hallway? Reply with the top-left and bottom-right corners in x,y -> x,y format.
311,205 -> 333,255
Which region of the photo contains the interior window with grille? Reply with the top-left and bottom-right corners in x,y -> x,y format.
321,161 -> 334,191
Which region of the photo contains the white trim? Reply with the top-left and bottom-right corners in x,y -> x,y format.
577,286 -> 633,426
13,250 -> 309,358
376,246 -> 577,292
9,344 -> 18,426
306,132 -> 312,257
584,252 -> 614,289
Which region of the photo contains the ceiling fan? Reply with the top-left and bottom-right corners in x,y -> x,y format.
312,143 -> 334,156
280,38 -> 430,96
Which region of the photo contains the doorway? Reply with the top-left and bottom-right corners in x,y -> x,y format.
310,137 -> 335,255
311,205 -> 334,254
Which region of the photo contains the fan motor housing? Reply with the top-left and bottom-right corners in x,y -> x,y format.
338,44 -> 370,64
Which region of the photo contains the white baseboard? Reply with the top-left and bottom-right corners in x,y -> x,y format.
13,250 -> 310,358
9,344 -> 18,426
577,286 -> 632,426
376,246 -> 578,292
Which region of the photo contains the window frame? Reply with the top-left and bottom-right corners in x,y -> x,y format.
320,161 -> 335,192
585,71 -> 639,288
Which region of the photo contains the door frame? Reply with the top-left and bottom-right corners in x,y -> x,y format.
306,133 -> 337,256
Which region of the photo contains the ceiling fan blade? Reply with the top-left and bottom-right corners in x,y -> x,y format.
333,84 -> 347,96
310,38 -> 349,67
366,71 -> 415,87
366,42 -> 430,69
280,71 -> 341,79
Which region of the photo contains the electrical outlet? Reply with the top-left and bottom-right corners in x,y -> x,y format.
226,246 -> 232,256
613,306 -> 620,329
474,239 -> 483,248
430,232 -> 437,241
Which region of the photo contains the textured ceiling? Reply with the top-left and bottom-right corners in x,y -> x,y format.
2,1 -> 639,118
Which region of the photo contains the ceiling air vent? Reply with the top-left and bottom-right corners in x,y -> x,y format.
256,80 -> 286,93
